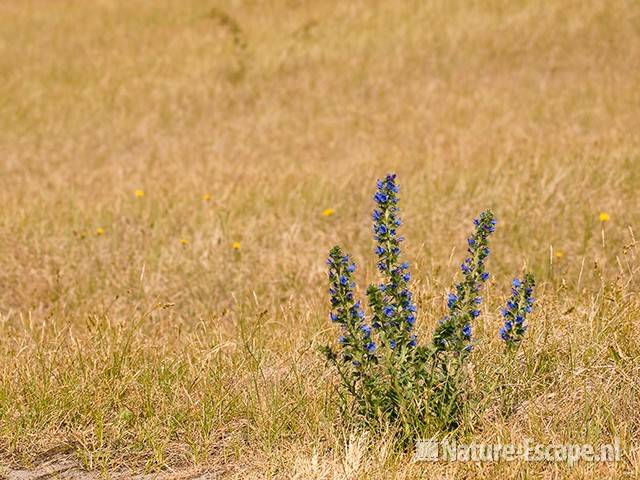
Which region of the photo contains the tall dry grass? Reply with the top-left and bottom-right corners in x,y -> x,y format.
0,0 -> 639,477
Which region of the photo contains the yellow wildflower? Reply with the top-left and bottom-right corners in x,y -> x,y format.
134,189 -> 145,198
202,193 -> 212,202
180,238 -> 189,246
96,227 -> 105,236
322,208 -> 335,217
599,212 -> 610,222
555,250 -> 564,259
232,241 -> 241,250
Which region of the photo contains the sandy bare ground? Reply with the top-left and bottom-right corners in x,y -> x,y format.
1,456 -> 218,480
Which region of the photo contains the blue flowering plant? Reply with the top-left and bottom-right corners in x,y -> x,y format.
326,247 -> 376,370
367,174 -> 417,352
322,173 -> 535,438
323,174 -> 430,436
432,211 -> 496,356
428,211 -> 496,429
322,247 -> 381,417
499,273 -> 536,350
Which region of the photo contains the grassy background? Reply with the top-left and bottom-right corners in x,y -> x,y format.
1,0 -> 639,477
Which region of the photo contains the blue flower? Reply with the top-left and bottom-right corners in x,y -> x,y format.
374,192 -> 388,203
462,323 -> 471,339
447,293 -> 458,309
499,326 -> 509,341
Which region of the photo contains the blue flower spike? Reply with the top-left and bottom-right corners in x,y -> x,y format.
327,246 -> 376,367
367,174 -> 418,351
499,272 -> 536,350
432,210 -> 496,355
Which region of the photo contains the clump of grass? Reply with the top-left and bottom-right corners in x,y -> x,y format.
207,7 -> 247,51
207,7 -> 247,82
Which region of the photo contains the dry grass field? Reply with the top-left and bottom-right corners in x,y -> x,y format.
1,0 -> 640,478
